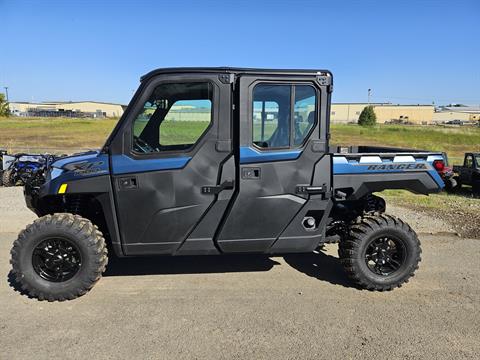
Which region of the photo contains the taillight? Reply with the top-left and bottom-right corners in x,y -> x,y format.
433,160 -> 445,172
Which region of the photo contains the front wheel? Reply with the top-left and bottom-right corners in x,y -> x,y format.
339,214 -> 421,291
10,213 -> 108,301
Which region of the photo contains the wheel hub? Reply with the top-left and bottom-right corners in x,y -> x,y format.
32,238 -> 82,282
365,236 -> 405,276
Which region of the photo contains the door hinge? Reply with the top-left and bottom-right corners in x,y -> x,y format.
317,75 -> 333,93
218,73 -> 234,84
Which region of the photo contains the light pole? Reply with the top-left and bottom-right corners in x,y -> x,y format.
367,88 -> 372,105
3,87 -> 9,102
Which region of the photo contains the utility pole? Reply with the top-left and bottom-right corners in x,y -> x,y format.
367,88 -> 372,105
3,87 -> 8,102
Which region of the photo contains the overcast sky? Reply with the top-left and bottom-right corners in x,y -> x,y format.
1,0 -> 479,106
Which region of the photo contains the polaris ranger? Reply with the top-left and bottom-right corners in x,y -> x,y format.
10,68 -> 446,301
453,153 -> 480,194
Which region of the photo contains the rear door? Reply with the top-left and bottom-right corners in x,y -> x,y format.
110,73 -> 234,255
216,74 -> 333,253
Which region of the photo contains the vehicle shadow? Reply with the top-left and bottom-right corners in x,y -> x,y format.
7,249 -> 357,296
104,254 -> 280,277
448,186 -> 480,199
7,270 -> 29,297
283,249 -> 358,289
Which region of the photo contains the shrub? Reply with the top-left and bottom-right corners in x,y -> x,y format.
0,94 -> 9,117
358,105 -> 376,126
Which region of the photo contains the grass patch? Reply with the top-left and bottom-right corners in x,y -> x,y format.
331,124 -> 480,164
0,117 -> 118,153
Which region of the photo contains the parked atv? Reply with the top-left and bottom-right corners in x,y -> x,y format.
10,67 -> 445,301
2,153 -> 54,187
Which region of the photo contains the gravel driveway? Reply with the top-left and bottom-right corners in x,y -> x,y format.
0,187 -> 479,359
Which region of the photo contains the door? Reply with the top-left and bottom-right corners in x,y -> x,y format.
216,75 -> 333,253
111,73 -> 234,255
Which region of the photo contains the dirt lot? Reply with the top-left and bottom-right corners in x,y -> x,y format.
0,187 -> 479,359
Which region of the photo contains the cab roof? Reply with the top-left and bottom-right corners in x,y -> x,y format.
141,67 -> 332,82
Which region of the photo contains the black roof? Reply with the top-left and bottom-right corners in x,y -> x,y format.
141,67 -> 332,82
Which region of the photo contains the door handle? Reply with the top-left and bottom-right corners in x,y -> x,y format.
201,180 -> 234,195
296,184 -> 328,196
118,176 -> 138,190
241,167 -> 261,179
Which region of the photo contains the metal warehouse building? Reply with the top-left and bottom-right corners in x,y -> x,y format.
330,103 -> 435,125
9,101 -> 126,118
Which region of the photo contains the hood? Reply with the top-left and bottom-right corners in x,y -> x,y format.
50,150 -> 110,179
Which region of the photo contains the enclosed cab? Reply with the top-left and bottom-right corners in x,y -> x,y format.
453,153 -> 480,193
11,68 -> 444,301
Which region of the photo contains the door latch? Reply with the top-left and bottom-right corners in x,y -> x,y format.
118,176 -> 138,190
241,167 -> 260,179
296,184 -> 329,197
201,180 -> 234,195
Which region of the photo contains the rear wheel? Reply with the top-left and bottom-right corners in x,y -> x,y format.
339,214 -> 421,291
10,213 -> 108,301
2,169 -> 14,187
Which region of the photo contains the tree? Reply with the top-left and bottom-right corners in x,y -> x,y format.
358,105 -> 376,126
0,93 -> 9,117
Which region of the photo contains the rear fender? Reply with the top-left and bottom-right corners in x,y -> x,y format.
333,155 -> 444,200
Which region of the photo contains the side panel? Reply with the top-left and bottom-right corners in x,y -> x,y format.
332,154 -> 445,199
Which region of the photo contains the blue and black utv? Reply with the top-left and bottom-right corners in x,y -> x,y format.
10,68 -> 446,301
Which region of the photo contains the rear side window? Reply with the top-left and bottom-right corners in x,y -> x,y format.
132,82 -> 213,154
294,86 -> 316,145
252,84 -> 317,149
465,155 -> 473,168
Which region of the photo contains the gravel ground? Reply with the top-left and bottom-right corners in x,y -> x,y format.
0,187 -> 479,359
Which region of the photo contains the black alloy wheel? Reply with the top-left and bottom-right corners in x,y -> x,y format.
32,238 -> 82,282
364,236 -> 406,276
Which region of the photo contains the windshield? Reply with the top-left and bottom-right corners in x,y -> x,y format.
475,155 -> 480,168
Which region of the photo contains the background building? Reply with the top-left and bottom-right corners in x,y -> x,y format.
330,103 -> 435,124
9,101 -> 126,118
432,106 -> 480,123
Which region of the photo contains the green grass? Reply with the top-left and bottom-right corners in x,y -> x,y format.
0,117 -> 118,153
1,117 -> 479,164
331,124 -> 480,164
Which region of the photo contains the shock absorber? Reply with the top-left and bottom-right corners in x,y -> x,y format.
66,195 -> 84,215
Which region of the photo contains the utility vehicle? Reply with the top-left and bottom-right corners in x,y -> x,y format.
453,153 -> 480,194
2,153 -> 54,187
10,68 -> 446,301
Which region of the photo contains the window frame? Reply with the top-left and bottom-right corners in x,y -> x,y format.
130,80 -> 215,157
250,82 -> 318,151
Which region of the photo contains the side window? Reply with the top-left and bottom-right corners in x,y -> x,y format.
465,155 -> 473,168
252,84 -> 317,149
294,85 -> 316,145
132,82 -> 213,154
253,85 -> 291,148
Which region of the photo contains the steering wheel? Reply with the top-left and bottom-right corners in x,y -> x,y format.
133,135 -> 157,153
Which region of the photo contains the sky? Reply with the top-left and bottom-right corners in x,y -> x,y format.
1,0 -> 479,106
